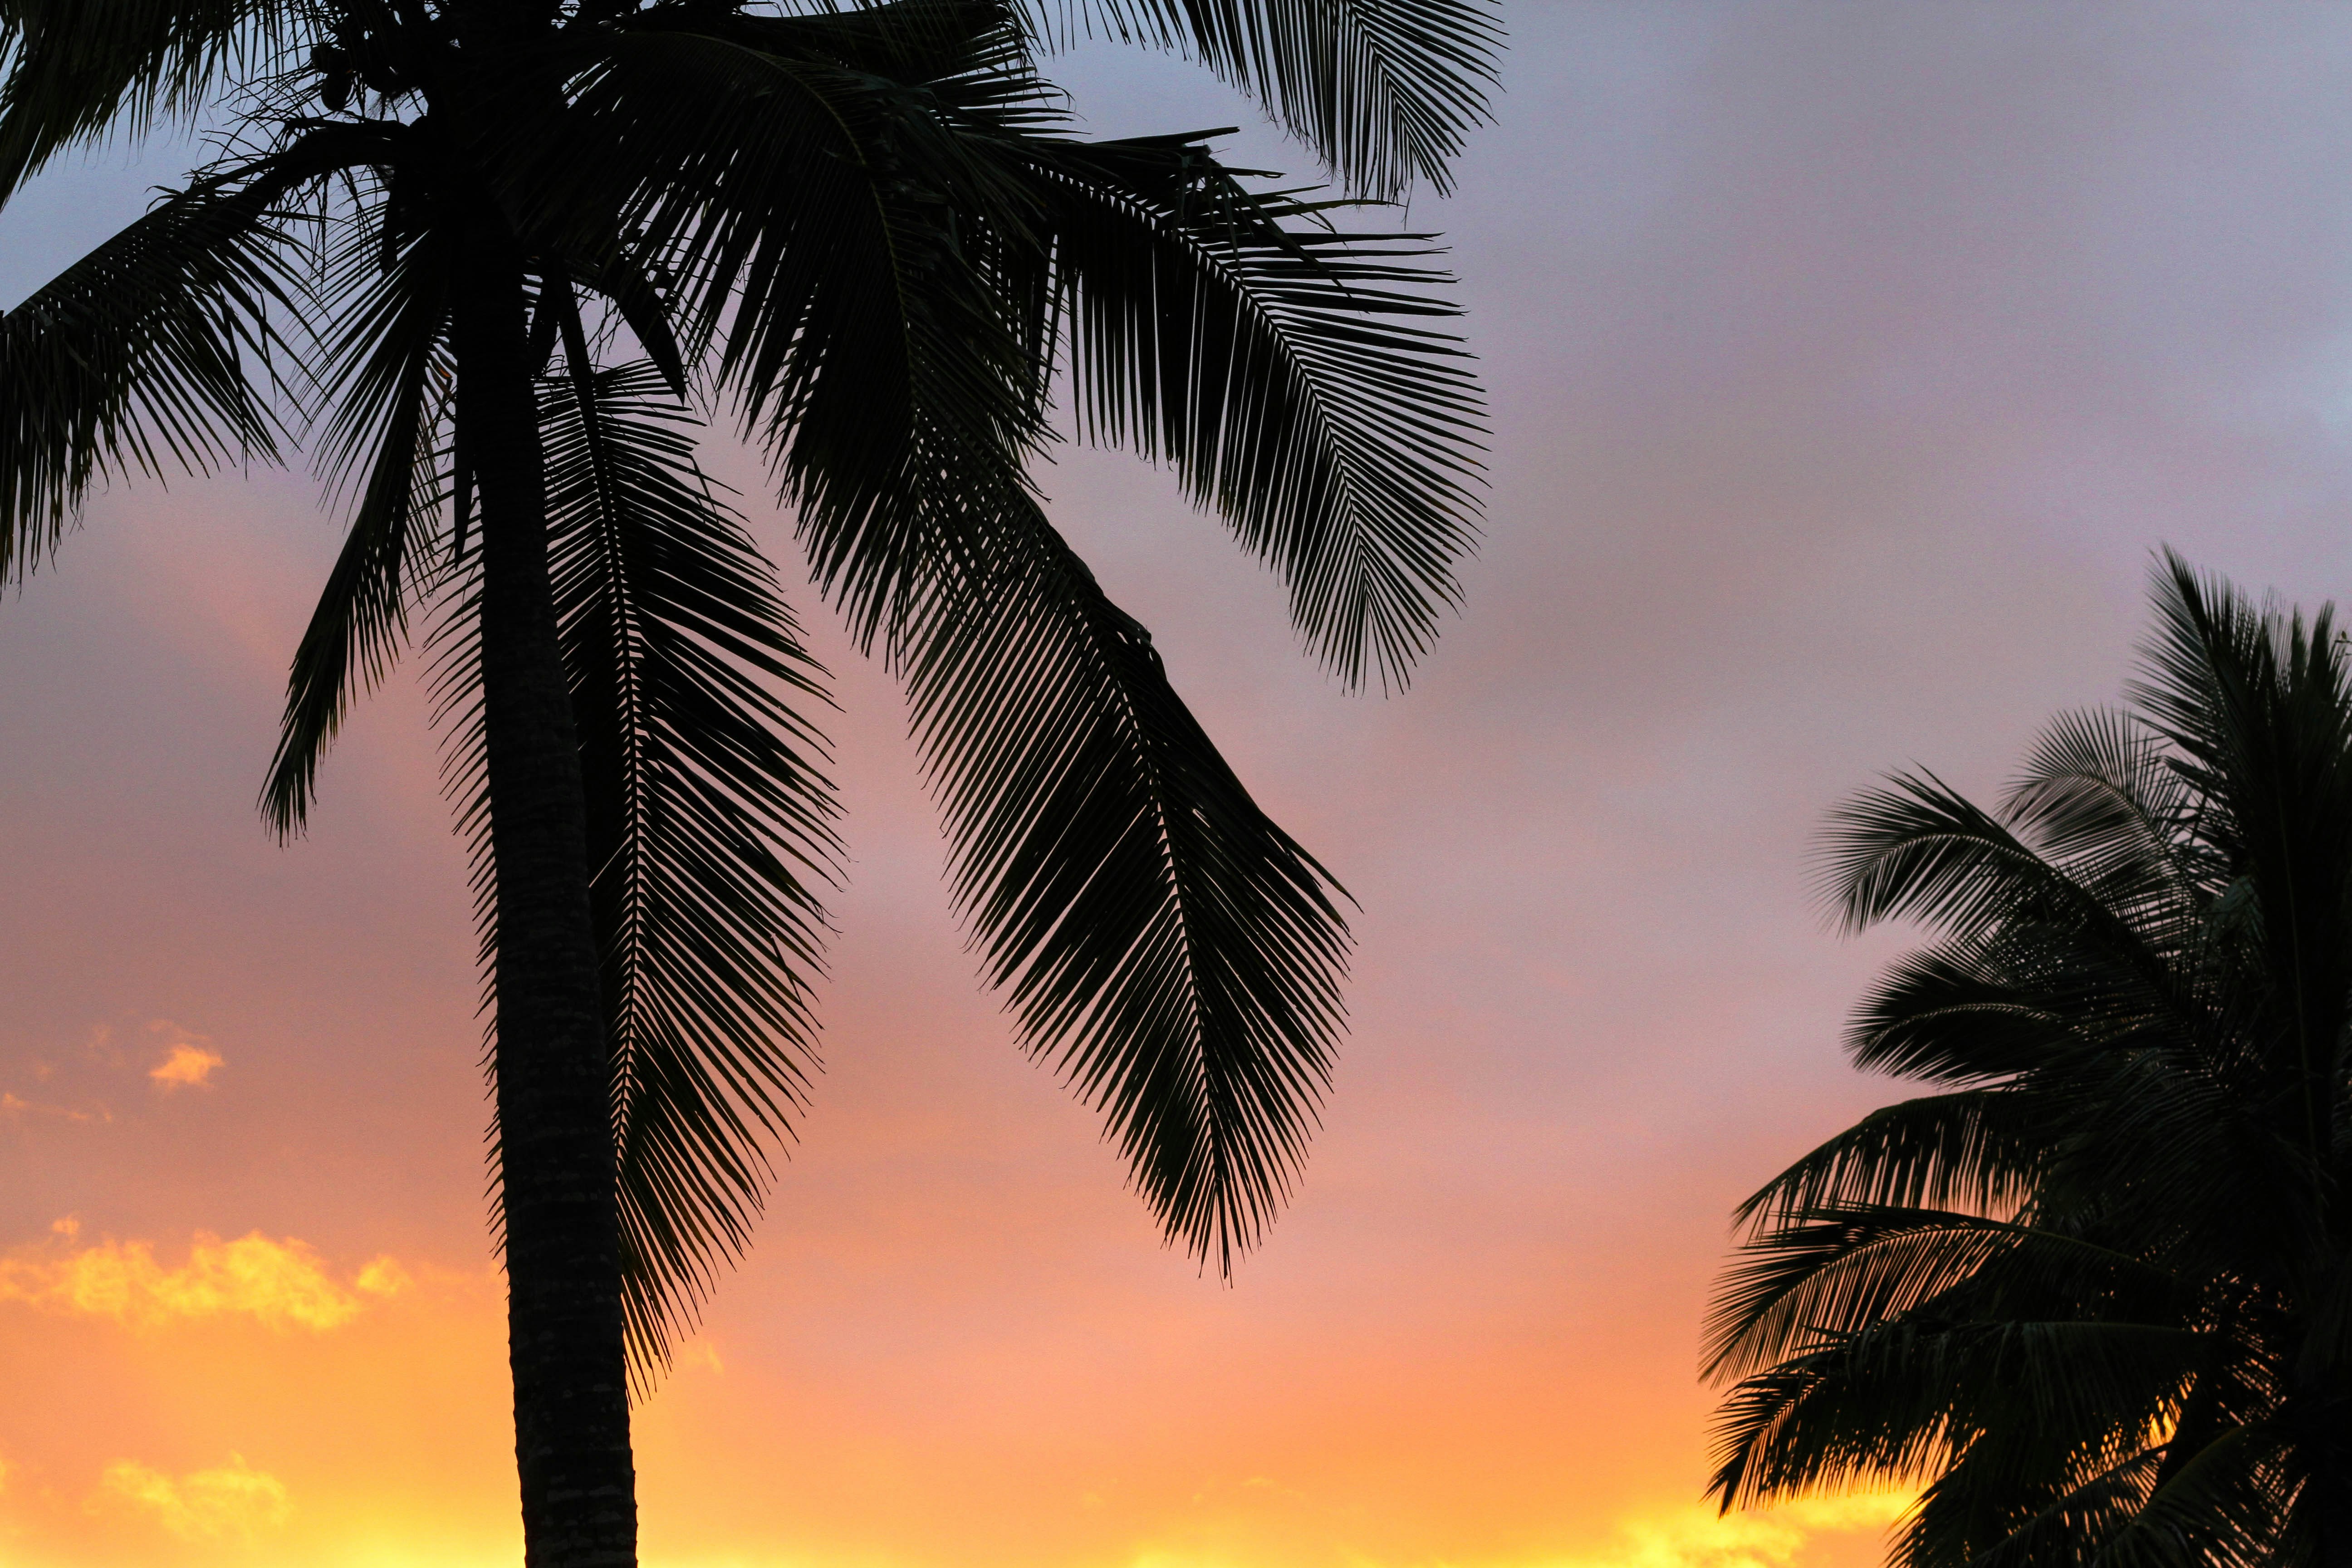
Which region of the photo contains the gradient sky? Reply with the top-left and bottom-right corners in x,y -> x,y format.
6,4 -> 2352,1566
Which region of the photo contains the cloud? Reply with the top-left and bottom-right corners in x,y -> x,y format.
1125,1495 -> 1910,1568
0,1091 -> 105,1122
98,1455 -> 292,1542
147,1043 -> 223,1089
145,1023 -> 222,1090
0,1230 -> 408,1331
1542,1495 -> 1911,1568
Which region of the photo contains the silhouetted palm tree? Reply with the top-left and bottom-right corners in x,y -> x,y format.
1707,553 -> 2352,1568
0,2 -> 1494,1562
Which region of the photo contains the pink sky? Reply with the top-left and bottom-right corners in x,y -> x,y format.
5,4 -> 2352,1565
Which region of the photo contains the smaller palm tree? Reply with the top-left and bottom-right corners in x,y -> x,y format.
1707,552 -> 2352,1568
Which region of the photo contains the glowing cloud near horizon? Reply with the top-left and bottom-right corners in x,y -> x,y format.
0,1230 -> 407,1331
98,1455 -> 294,1543
1570,1495 -> 1913,1568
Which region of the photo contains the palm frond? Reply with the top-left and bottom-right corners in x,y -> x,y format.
1730,1089 -> 2043,1236
0,0 -> 293,198
2094,1424 -> 2285,1568
1896,1440 -> 2166,1568
507,21 -> 1052,648
1843,941 -> 2076,1083
540,353 -> 838,1384
0,167 -> 294,580
2132,550 -> 2352,1157
1707,1205 -> 2171,1382
1009,132 -> 1483,690
2005,707 -> 2203,936
1819,771 -> 2202,1047
262,195 -> 454,835
1822,770 -> 2095,937
1024,0 -> 1500,199
1712,1317 -> 2202,1516
898,491 -> 1350,1274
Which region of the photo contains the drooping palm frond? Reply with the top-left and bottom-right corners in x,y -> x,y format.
263,175 -> 455,835
524,7 -> 1489,682
898,491 -> 1349,1273
526,16 -> 1397,1271
0,0 -> 295,198
0,167 -> 294,580
1023,0 -> 1500,200
1004,131 -> 1483,690
543,350 -> 839,1383
430,348 -> 840,1383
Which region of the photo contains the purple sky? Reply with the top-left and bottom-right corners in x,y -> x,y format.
4,5 -> 2351,1566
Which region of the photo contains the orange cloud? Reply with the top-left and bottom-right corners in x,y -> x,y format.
1112,1495 -> 1910,1568
0,1230 -> 407,1331
353,1256 -> 412,1297
1537,1494 -> 1911,1568
148,1044 -> 223,1089
146,1024 -> 223,1090
98,1455 -> 292,1542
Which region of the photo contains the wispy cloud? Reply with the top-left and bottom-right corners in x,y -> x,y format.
0,1091 -> 107,1122
98,1455 -> 292,1542
3,1019 -> 226,1118
0,1230 -> 408,1331
1121,1494 -> 1909,1568
1537,1495 -> 1910,1568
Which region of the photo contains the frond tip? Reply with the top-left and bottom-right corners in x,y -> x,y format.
902,495 -> 1352,1275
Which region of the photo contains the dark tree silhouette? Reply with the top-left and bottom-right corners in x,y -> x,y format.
0,1 -> 1495,1563
1709,553 -> 2352,1568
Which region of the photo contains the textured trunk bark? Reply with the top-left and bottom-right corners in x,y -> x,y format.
452,216 -> 638,1568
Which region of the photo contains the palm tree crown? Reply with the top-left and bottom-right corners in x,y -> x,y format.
0,1 -> 1495,1563
1708,553 -> 2352,1568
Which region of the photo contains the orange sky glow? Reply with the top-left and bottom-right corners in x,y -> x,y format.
8,5 -> 2352,1567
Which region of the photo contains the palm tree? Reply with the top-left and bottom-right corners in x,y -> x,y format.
1705,552 -> 2352,1568
0,2 -> 1494,1563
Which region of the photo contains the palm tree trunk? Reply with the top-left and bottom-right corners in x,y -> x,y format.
453,218 -> 639,1568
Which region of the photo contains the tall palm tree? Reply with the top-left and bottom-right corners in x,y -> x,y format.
1705,552 -> 2352,1568
0,2 -> 1494,1563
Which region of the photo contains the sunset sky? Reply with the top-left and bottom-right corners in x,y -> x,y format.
5,4 -> 2352,1566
